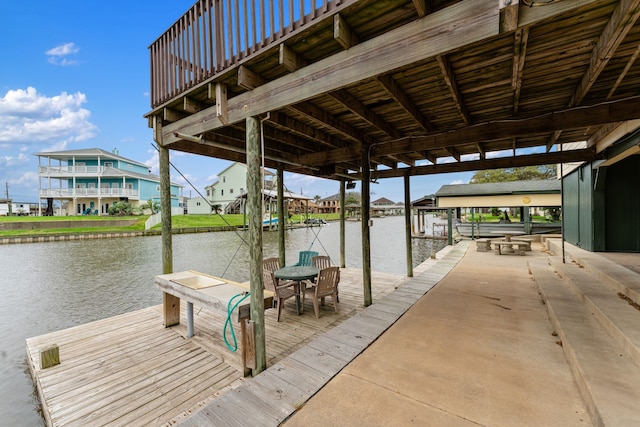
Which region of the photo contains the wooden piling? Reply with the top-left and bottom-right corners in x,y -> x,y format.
246,116 -> 266,374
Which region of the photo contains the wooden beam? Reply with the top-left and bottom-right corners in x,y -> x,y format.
163,108 -> 185,123
334,13 -> 359,50
279,43 -> 307,72
550,0 -> 640,147
412,0 -> 430,17
356,147 -> 601,179
238,65 -> 266,90
163,0 -> 502,145
376,74 -> 433,131
572,0 -> 640,107
183,97 -> 202,114
436,54 -> 471,125
500,0 -> 519,33
607,42 -> 640,99
511,27 -> 529,114
476,142 -> 486,160
328,89 -> 401,138
215,83 -> 228,125
300,95 -> 640,165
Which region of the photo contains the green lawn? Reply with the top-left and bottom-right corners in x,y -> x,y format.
0,212 -> 340,237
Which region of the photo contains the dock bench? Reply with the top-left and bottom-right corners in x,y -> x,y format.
511,237 -> 533,251
494,241 -> 529,256
475,238 -> 492,252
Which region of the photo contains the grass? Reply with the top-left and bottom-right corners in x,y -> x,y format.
0,212 -> 340,237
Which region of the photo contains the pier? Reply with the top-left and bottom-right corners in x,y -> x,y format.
26,266 -> 415,426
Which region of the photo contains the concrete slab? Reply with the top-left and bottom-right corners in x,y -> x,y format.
285,243 -> 592,426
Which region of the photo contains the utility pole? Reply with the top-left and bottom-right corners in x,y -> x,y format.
5,182 -> 12,216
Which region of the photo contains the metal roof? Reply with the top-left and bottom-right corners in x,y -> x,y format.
436,180 -> 561,197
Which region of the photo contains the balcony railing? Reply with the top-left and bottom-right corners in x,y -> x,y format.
39,165 -> 105,176
149,0 -> 346,108
39,188 -> 140,199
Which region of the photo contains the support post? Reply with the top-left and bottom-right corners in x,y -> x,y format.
404,173 -> 413,277
156,117 -> 179,327
447,208 -> 453,246
246,116 -> 266,374
339,180 -> 346,268
277,165 -> 286,266
361,148 -> 372,306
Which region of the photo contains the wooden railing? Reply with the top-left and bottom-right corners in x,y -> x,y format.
149,0 -> 346,108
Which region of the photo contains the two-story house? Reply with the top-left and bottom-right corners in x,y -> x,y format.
36,148 -> 183,215
194,162 -> 275,214
317,193 -> 341,214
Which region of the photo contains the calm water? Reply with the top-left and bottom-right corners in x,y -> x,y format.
0,215 -> 445,425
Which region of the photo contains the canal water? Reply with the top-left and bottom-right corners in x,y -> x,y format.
0,215 -> 446,425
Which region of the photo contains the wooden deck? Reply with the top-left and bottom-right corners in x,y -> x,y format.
26,268 -> 408,426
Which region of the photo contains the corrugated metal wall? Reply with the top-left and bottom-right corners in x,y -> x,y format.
604,155 -> 640,252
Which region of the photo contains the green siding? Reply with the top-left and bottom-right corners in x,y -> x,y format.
604,155 -> 640,252
563,166 -> 594,251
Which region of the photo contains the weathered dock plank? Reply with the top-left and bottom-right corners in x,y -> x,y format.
26,267 -> 408,426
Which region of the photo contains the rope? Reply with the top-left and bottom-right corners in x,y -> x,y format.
223,292 -> 251,352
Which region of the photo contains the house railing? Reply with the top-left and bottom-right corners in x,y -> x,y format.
39,166 -> 103,176
149,0 -> 348,108
39,188 -> 140,199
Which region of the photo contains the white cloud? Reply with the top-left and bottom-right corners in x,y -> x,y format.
0,87 -> 97,144
0,152 -> 30,169
449,179 -> 468,185
46,43 -> 80,66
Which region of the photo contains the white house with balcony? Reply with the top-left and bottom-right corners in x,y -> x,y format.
199,162 -> 275,214
36,148 -> 183,215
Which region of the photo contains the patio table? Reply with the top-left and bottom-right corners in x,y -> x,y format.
274,265 -> 319,314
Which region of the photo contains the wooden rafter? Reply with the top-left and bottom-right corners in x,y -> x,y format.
548,0 -> 640,149
436,54 -> 471,125
328,89 -> 401,138
511,27 -> 529,114
376,74 -> 432,132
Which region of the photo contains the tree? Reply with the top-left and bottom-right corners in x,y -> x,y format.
313,195 -> 321,204
108,201 -> 135,216
345,192 -> 361,205
140,198 -> 160,214
470,165 -> 556,183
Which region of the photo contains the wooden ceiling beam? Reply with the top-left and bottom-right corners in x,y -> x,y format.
436,54 -> 471,125
376,74 -> 433,132
328,88 -> 401,138
299,95 -> 640,166
351,147 -> 601,180
511,27 -> 529,114
268,111 -> 349,149
607,42 -> 640,99
549,0 -> 640,148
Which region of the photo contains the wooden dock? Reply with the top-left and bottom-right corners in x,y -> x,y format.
26,268 -> 408,426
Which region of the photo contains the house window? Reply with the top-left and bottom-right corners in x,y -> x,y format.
240,188 -> 244,193
156,185 -> 160,191
221,189 -> 224,196
207,189 -> 210,197
223,176 -> 226,183
104,162 -> 113,168
230,188 -> 234,194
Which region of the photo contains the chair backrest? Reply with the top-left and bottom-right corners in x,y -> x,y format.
263,269 -> 278,293
263,257 -> 281,273
297,250 -> 319,266
315,266 -> 339,297
312,255 -> 332,270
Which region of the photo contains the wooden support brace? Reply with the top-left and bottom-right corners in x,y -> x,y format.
40,344 -> 60,369
500,0 -> 520,33
242,319 -> 256,376
215,83 -> 228,125
279,44 -> 307,72
334,14 -> 359,50
163,292 -> 181,327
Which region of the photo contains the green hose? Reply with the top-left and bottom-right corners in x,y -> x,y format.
223,292 -> 250,351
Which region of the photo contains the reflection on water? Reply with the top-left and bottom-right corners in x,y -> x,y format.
0,215 -> 446,425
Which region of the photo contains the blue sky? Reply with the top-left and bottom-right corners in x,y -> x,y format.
0,1 -> 473,205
